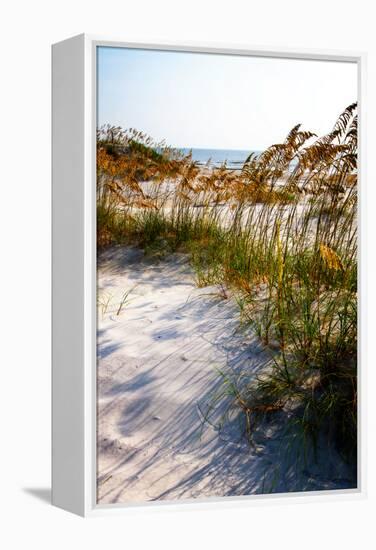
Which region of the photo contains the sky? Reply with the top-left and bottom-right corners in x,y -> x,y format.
97,46 -> 357,151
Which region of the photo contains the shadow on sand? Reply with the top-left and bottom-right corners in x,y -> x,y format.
97,245 -> 356,504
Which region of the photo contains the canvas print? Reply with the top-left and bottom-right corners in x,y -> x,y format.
96,47 -> 358,504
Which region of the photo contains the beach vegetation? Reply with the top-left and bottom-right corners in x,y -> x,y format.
97,103 -> 358,476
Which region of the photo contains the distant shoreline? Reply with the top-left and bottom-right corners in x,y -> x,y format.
175,147 -> 259,169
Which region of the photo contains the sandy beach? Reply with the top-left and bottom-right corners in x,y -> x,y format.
97,246 -> 354,504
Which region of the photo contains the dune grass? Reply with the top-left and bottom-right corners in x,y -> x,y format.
97,104 -> 358,470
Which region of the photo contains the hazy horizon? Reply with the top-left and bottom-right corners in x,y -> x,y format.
97,46 -> 357,151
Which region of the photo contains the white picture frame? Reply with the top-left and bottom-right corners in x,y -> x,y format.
52,34 -> 366,517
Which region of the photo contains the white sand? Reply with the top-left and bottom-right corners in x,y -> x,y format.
97,246 -> 354,504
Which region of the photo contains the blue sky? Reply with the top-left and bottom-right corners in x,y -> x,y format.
97,46 -> 357,151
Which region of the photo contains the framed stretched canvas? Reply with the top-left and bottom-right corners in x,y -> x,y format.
52,34 -> 366,516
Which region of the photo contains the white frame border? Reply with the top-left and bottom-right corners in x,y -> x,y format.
52,33 -> 367,517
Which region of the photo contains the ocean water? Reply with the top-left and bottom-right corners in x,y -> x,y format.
178,148 -> 261,169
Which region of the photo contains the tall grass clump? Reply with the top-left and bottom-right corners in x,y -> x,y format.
97,104 -> 358,471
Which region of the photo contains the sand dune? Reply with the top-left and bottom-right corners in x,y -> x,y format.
97,246 -> 354,505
